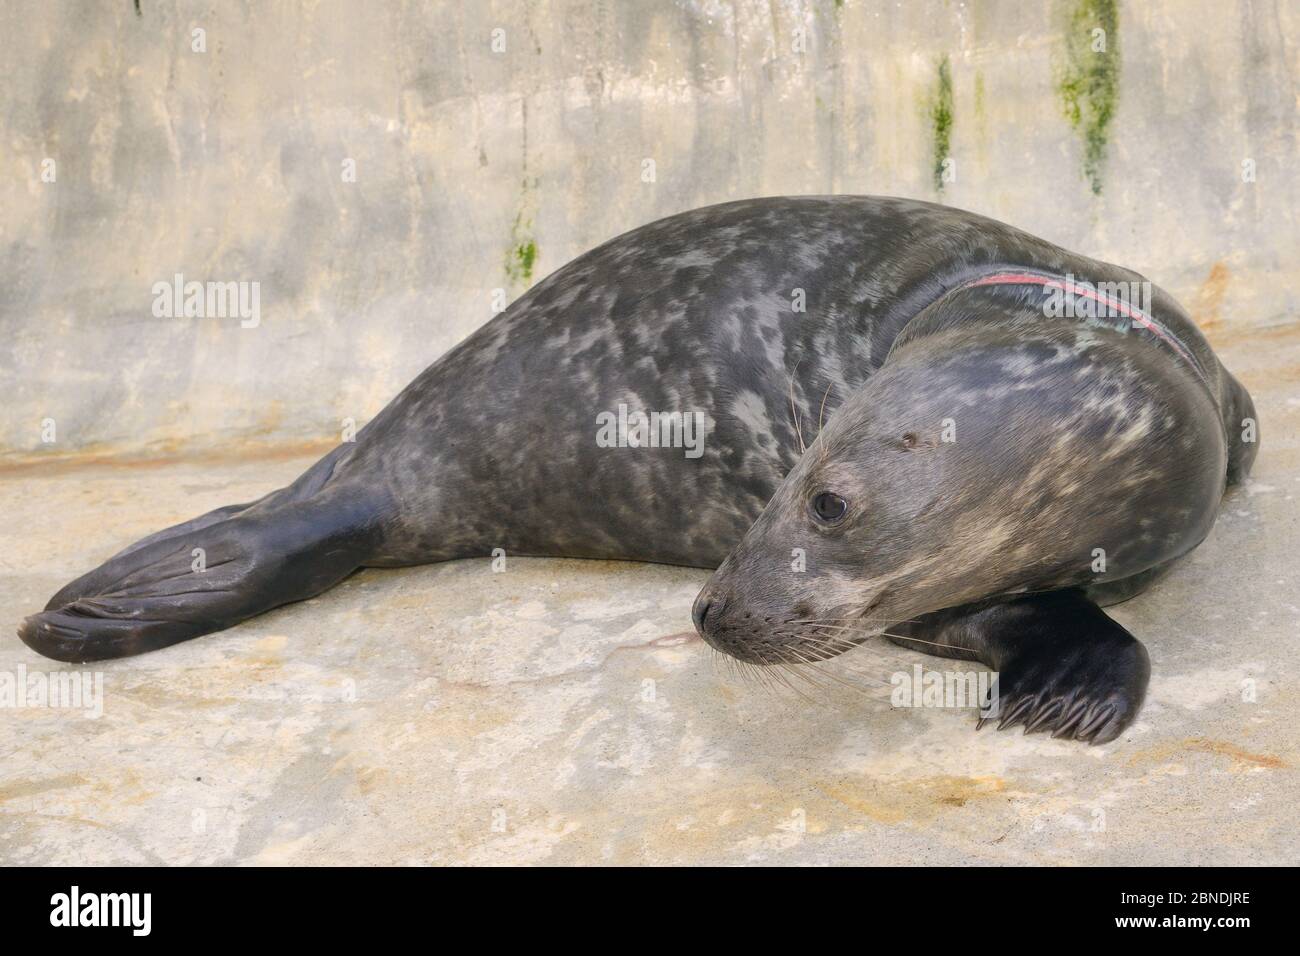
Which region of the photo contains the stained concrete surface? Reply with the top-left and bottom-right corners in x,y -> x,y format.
0,328 -> 1295,866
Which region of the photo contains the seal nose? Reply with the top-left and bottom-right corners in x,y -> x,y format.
691,588 -> 724,636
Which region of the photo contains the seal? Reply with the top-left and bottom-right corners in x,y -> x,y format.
20,196 -> 1257,744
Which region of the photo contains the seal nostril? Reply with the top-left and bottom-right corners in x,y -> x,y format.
692,590 -> 726,634
692,598 -> 711,633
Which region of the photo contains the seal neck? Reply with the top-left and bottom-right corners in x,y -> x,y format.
895,267 -> 1212,389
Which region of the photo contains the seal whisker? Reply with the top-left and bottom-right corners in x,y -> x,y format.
787,357 -> 807,454
796,639 -> 897,676
771,663 -> 808,696
788,632 -> 902,677
779,643 -> 895,692
876,631 -> 978,655
801,622 -> 974,655
792,653 -> 895,690
801,621 -> 902,635
741,658 -> 780,692
792,631 -> 862,654
760,651 -> 826,701
778,650 -> 841,690
741,651 -> 805,697
773,659 -> 831,699
789,619 -> 922,631
817,381 -> 834,435
775,645 -> 854,692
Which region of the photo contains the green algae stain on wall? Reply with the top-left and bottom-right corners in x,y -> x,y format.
512,239 -> 537,282
930,55 -> 955,192
506,230 -> 537,286
1056,0 -> 1120,195
504,180 -> 539,288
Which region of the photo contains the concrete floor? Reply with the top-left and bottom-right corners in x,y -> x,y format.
1,329 -> 1296,866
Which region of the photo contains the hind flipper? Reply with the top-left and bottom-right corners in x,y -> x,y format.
20,491 -> 381,662
46,445 -> 357,611
47,500 -> 257,610
104,501 -> 255,563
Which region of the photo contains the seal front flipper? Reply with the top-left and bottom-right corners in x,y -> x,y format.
888,590 -> 1150,745
19,488 -> 382,663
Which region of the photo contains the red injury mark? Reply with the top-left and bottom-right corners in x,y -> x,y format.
963,271 -> 1202,375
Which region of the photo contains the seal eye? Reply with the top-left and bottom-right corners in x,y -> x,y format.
811,491 -> 849,524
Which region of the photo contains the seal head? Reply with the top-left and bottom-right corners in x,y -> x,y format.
692,319 -> 1226,668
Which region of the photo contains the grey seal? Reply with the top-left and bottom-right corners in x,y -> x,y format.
20,197 -> 1257,744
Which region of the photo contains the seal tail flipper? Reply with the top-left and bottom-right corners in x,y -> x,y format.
45,444 -> 354,612
19,489 -> 381,662
41,500 -> 259,611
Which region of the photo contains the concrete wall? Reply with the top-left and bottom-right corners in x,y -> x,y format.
2,0 -> 1296,458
